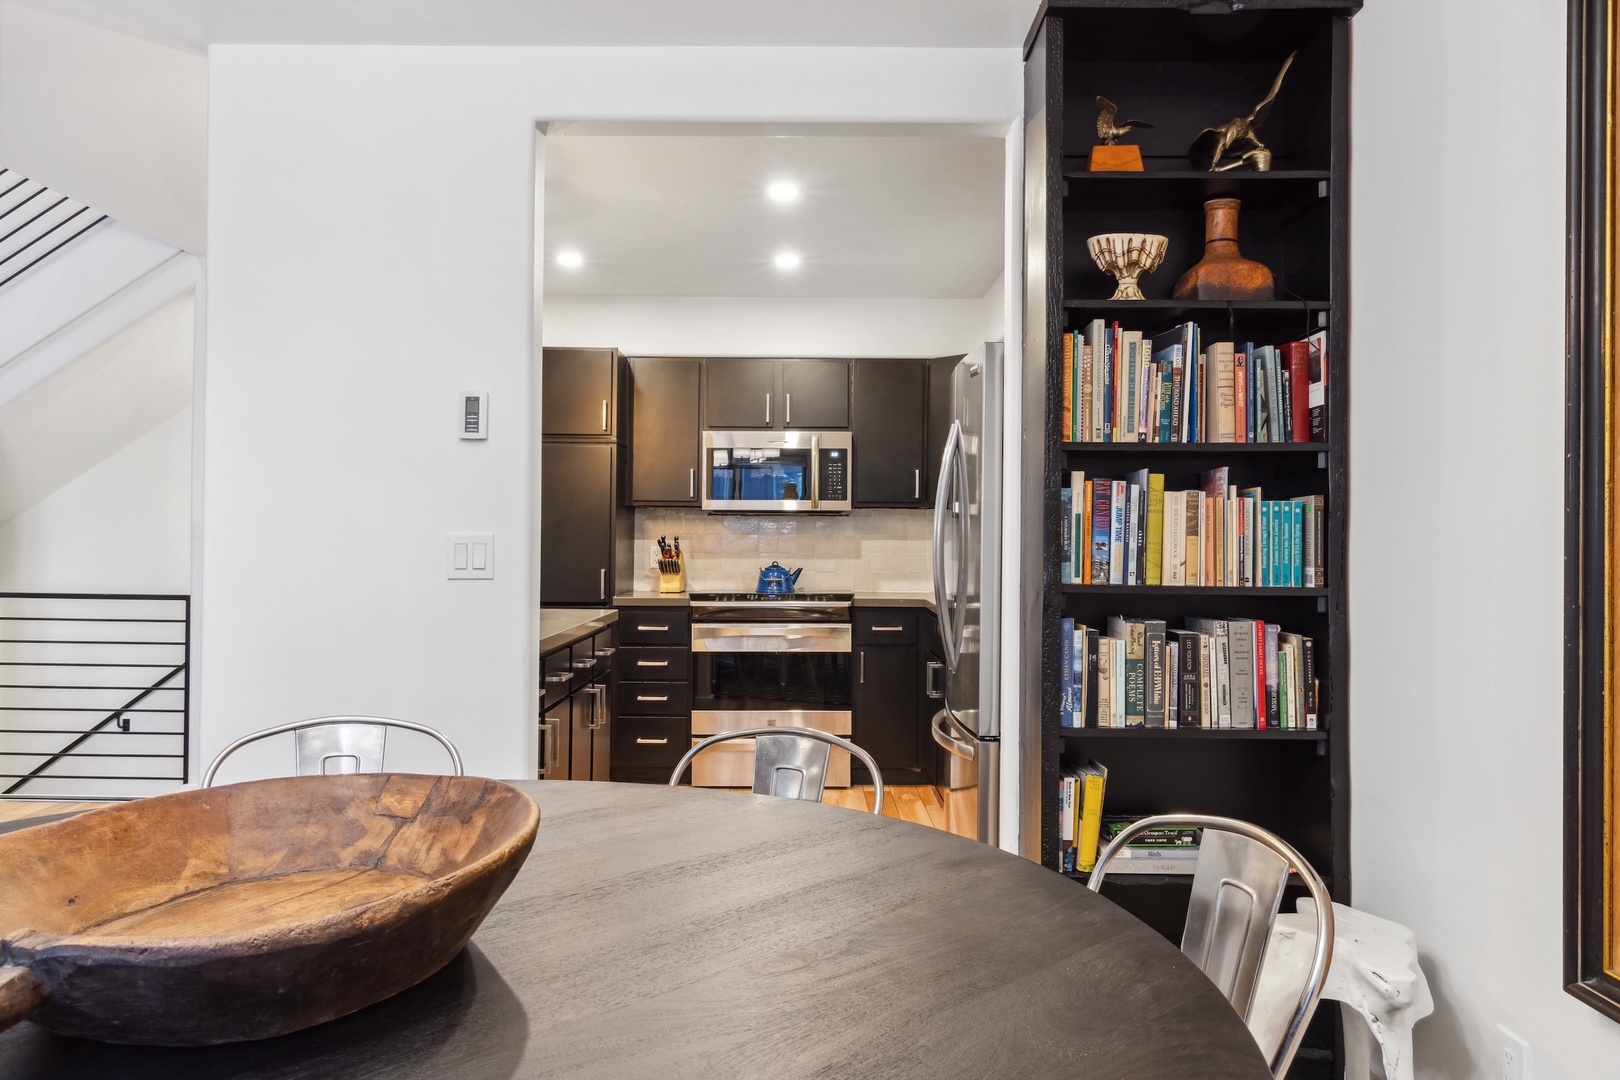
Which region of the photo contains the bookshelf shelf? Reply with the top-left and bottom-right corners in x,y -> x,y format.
1062,442 -> 1328,455
1060,585 -> 1328,597
1059,728 -> 1328,741
1029,14 -> 1352,1069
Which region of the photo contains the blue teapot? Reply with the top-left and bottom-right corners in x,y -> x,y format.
756,561 -> 803,595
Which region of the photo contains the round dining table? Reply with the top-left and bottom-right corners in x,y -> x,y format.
0,780 -> 1271,1079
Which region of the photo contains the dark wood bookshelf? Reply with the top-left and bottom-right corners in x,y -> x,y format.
1062,441 -> 1328,455
1026,4 -> 1352,1069
1060,728 -> 1328,740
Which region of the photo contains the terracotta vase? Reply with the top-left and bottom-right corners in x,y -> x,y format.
1172,198 -> 1274,301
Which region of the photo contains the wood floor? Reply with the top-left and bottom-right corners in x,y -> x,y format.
0,799 -> 102,825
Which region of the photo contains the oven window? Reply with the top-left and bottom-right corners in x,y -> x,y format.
696,653 -> 851,709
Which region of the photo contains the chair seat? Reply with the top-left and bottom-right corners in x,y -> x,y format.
1248,900 -> 1433,1080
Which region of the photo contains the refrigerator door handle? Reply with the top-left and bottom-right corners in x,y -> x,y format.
930,707 -> 976,761
932,420 -> 963,670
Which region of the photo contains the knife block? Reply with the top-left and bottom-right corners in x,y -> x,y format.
658,565 -> 686,594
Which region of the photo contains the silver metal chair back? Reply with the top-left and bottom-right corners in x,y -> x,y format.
668,726 -> 885,815
202,715 -> 464,788
1087,814 -> 1334,1079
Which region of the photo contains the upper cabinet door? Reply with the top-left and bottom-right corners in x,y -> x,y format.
543,348 -> 626,439
852,359 -> 926,507
541,442 -> 615,605
628,357 -> 702,505
703,359 -> 778,429
781,359 -> 849,429
924,355 -> 963,509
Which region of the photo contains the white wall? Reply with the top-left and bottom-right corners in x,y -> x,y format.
0,408 -> 190,593
543,293 -> 993,358
1350,2 -> 1620,1076
0,3 -> 207,252
204,46 -> 1022,784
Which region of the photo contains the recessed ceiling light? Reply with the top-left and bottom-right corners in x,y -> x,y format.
773,251 -> 801,271
767,181 -> 801,204
556,250 -> 584,268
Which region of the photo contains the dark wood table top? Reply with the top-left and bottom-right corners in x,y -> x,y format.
1,781 -> 1270,1079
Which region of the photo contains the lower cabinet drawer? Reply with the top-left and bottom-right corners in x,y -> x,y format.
616,680 -> 687,716
618,645 -> 689,682
612,716 -> 688,769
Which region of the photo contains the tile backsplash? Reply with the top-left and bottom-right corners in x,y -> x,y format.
632,509 -> 933,593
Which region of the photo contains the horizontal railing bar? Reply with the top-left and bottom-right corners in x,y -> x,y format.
0,639 -> 184,645
0,751 -> 182,758
0,685 -> 187,691
0,729 -> 181,735
0,706 -> 183,713
0,774 -> 182,781
0,662 -> 185,668
0,592 -> 188,602
0,617 -> 189,623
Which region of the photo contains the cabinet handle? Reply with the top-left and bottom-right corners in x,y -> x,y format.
595,647 -> 617,659
539,717 -> 561,773
689,467 -> 695,498
599,568 -> 606,600
546,672 -> 574,684
584,685 -> 607,729
765,393 -> 771,425
636,659 -> 670,667
915,469 -> 921,499
860,650 -> 866,684
571,659 -> 596,670
601,399 -> 608,432
636,737 -> 669,745
786,393 -> 792,425
870,625 -> 904,632
637,624 -> 670,632
636,694 -> 669,703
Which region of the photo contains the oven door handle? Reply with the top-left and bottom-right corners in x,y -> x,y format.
930,707 -> 976,761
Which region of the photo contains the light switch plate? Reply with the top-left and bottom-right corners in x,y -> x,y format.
448,533 -> 493,579
460,392 -> 488,440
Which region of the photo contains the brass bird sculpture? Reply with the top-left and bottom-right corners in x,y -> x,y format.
1095,96 -> 1153,145
1189,51 -> 1296,172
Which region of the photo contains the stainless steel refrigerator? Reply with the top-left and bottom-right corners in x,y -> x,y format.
930,343 -> 1002,845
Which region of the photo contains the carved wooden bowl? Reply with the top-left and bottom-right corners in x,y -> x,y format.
0,773 -> 539,1045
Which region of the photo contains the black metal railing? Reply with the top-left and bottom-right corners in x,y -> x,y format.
0,593 -> 189,797
0,168 -> 109,290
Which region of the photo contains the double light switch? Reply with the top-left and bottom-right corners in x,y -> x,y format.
448,533 -> 494,579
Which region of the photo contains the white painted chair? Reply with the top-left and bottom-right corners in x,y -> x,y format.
1248,899 -> 1433,1080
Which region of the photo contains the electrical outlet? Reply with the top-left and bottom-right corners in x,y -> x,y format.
1497,1025 -> 1529,1080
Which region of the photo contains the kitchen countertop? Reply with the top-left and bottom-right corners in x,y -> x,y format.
613,591 -> 937,615
538,607 -> 617,654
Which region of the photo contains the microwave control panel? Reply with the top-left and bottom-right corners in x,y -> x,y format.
819,448 -> 848,502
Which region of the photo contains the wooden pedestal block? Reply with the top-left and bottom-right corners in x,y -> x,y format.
1088,145 -> 1144,172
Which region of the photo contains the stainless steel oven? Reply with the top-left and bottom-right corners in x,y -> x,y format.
701,431 -> 852,513
688,592 -> 853,787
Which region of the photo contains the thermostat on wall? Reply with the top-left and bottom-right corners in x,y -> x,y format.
461,392 -> 488,439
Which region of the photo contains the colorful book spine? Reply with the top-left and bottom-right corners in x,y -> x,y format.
1060,487 -> 1072,583
1145,474 -> 1165,586
1090,481 -> 1112,585
1109,480 -> 1127,585
1060,617 -> 1075,727
1283,340 -> 1311,443
1307,329 -> 1328,442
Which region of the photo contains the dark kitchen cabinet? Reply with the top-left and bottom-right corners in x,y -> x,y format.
703,359 -> 778,429
628,357 -> 702,505
537,623 -> 614,781
612,607 -> 693,783
539,695 -> 570,779
852,359 -> 927,507
702,359 -> 850,430
925,355 -> 962,507
852,608 -> 930,785
570,679 -> 610,781
541,442 -> 634,605
781,359 -> 849,428
542,347 -> 629,440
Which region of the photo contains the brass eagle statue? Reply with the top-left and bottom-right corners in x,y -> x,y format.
1189,52 -> 1296,172
1095,96 -> 1153,145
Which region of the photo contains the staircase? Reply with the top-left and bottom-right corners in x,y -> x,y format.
0,169 -> 109,290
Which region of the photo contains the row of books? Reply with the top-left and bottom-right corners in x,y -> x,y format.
1057,763 -> 1203,875
1059,615 -> 1319,731
1059,468 -> 1325,588
1060,321 -> 1327,444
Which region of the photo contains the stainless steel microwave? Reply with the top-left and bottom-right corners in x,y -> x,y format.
701,430 -> 852,513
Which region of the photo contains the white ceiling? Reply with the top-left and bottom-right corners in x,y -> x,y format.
543,132 -> 1005,299
13,0 -> 1033,53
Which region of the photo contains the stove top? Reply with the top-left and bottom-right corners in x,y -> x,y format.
689,592 -> 854,604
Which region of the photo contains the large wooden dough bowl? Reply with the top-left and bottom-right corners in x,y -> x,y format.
0,773 -> 539,1045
